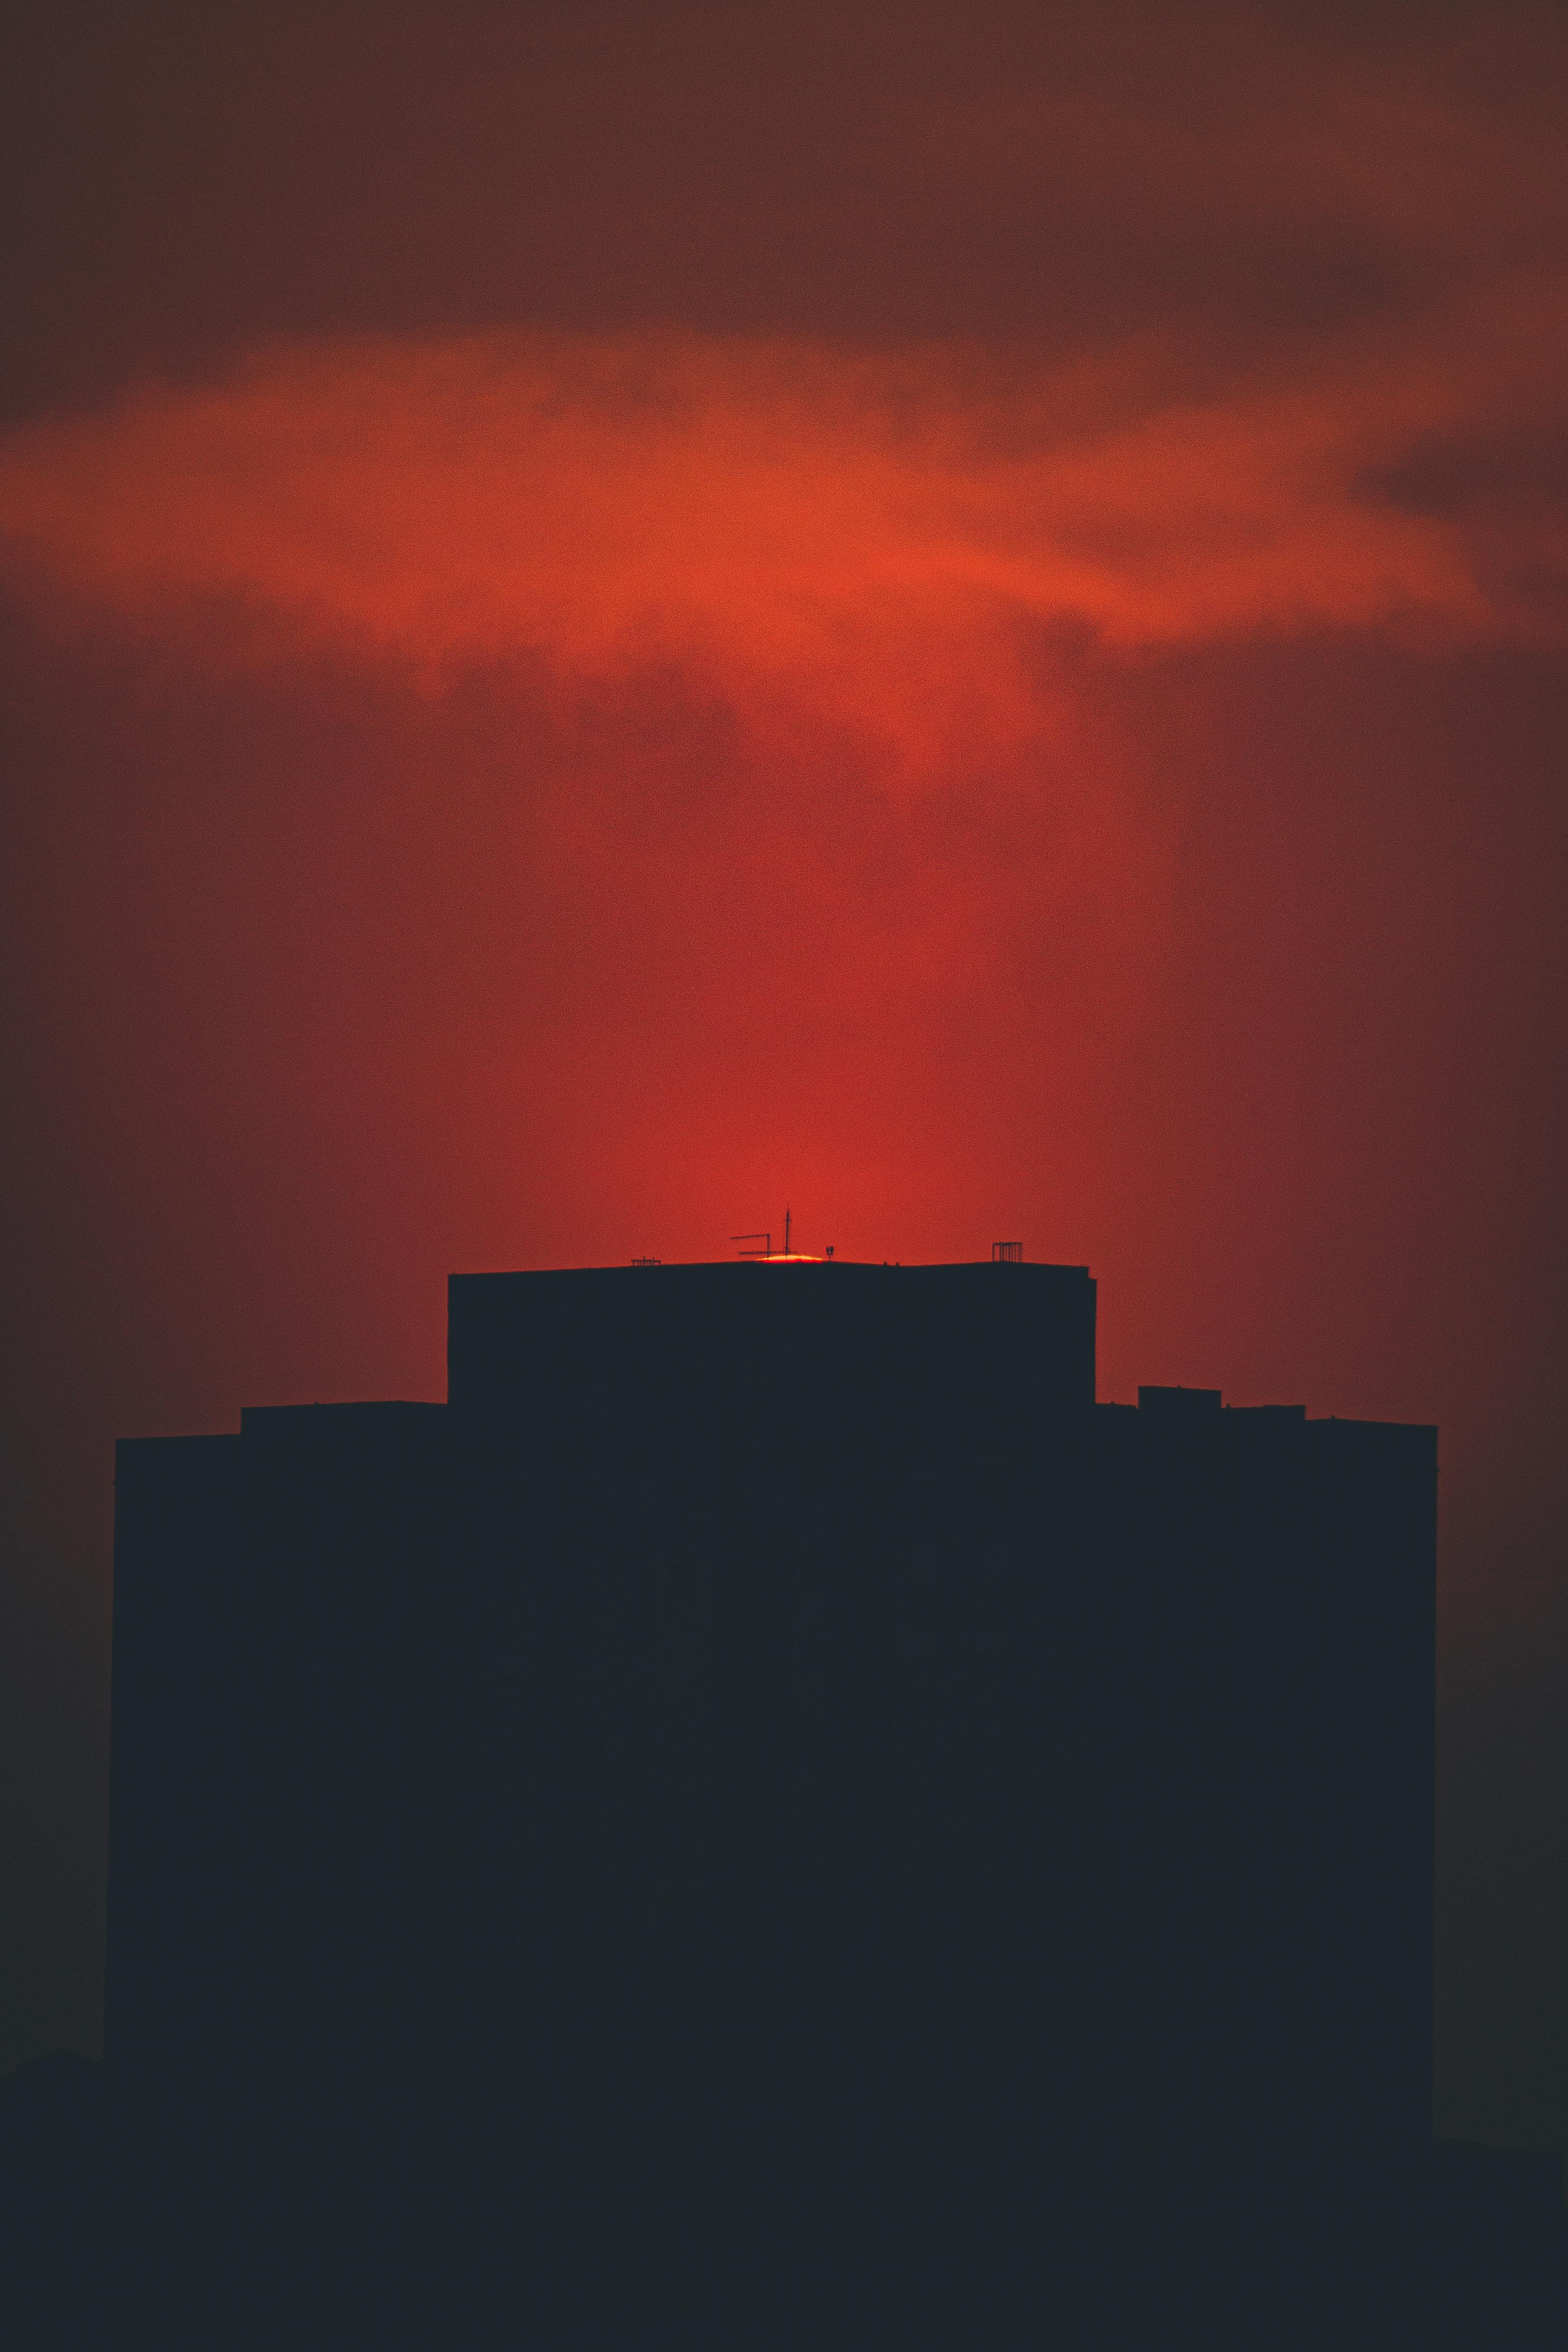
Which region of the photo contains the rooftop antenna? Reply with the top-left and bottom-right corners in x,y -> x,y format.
732,1211 -> 803,1260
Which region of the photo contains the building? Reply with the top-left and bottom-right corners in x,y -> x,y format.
0,2049 -> 103,2352
104,1257 -> 1437,2349
1434,2141 -> 1567,2350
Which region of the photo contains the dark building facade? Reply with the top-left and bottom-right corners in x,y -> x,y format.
104,1259 -> 1437,2349
1434,2141 -> 1568,2351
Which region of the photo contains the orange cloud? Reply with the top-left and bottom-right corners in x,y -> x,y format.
0,285 -> 1565,786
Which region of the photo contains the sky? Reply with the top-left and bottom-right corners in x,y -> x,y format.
2,0 -> 1565,2148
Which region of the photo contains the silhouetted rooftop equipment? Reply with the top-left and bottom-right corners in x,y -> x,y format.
992,1240 -> 1022,1262
733,1208 -> 799,1258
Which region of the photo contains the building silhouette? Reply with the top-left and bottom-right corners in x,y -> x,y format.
1433,2141 -> 1567,2350
0,2049 -> 103,2352
104,1257 -> 1438,2349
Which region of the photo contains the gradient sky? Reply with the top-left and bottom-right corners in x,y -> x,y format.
2,0 -> 1565,2149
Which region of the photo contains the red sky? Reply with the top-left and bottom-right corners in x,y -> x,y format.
2,0 -> 1566,2147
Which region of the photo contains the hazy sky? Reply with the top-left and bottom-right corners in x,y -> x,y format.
2,0 -> 1565,2146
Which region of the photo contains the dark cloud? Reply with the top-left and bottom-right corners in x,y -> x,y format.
6,1 -> 1566,415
